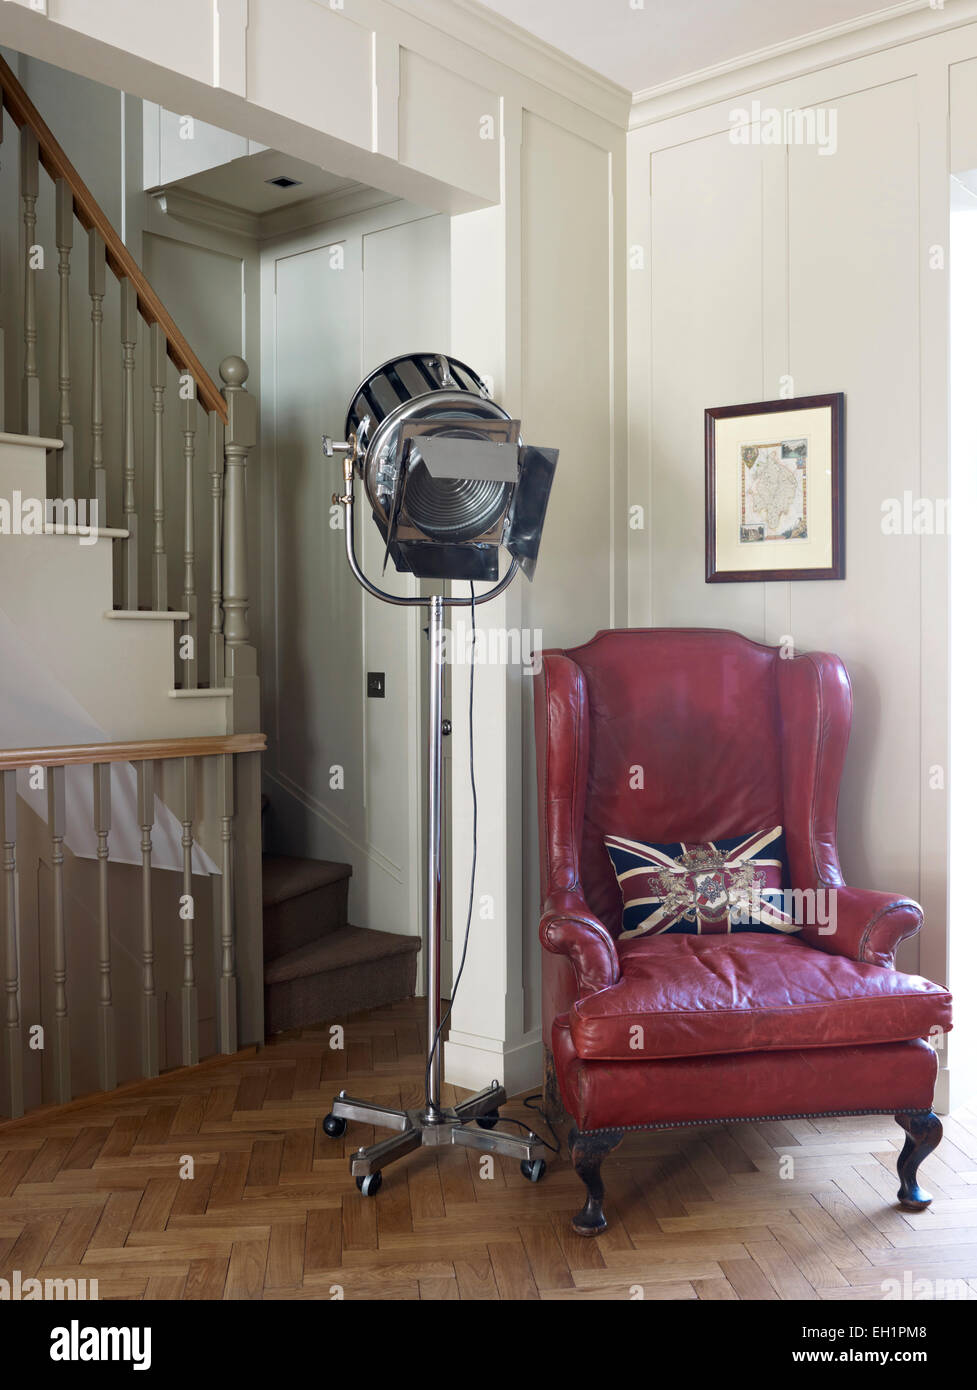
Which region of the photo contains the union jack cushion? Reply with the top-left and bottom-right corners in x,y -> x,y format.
604,827 -> 798,939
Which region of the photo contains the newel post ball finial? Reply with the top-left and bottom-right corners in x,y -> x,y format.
219,354 -> 249,388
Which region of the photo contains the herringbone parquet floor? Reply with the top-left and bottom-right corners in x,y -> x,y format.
1,997 -> 976,1301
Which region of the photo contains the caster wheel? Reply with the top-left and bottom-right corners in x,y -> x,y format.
476,1110 -> 499,1130
520,1158 -> 546,1183
356,1172 -> 383,1197
322,1113 -> 347,1138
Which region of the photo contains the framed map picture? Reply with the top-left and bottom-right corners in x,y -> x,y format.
705,393 -> 844,583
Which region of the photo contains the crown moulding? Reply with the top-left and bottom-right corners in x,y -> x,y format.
629,0 -> 977,129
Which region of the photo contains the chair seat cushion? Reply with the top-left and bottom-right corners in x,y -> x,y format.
553,1022 -> 939,1133
569,932 -> 952,1061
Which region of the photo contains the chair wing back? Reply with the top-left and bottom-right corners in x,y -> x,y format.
534,628 -> 853,936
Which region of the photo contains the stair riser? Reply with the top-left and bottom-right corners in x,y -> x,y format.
264,953 -> 417,1035
0,435 -> 52,495
1,435 -> 230,742
0,538 -> 226,741
262,879 -> 350,962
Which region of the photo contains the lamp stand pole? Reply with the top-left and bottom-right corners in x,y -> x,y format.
320,456 -> 546,1194
425,591 -> 444,1123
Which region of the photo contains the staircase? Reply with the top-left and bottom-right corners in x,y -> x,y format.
0,50 -> 417,1118
0,53 -> 267,1120
262,855 -> 421,1033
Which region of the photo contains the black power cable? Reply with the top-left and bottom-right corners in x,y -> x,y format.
520,1093 -> 563,1157
422,589 -> 565,1163
456,1101 -> 562,1157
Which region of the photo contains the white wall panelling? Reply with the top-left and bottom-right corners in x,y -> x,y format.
628,19 -> 977,1107
398,48 -> 501,203
445,93 -> 627,1090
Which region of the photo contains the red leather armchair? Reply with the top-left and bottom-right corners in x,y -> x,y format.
534,629 -> 952,1235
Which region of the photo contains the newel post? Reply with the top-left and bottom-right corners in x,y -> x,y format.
219,355 -> 259,730
218,357 -> 263,1047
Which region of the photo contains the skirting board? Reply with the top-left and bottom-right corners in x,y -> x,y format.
444,1027 -> 542,1097
937,1065 -> 954,1116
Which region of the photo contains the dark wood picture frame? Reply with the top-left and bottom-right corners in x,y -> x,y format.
705,392 -> 845,583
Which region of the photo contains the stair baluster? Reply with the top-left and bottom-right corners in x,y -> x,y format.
93,762 -> 116,1093
88,230 -> 106,518
136,760 -> 159,1078
182,392 -> 198,689
55,177 -> 74,498
209,411 -> 225,689
180,757 -> 199,1066
0,737 -> 264,1116
120,278 -> 139,608
20,126 -> 39,436
47,765 -> 71,1103
1,771 -> 23,1119
0,83 -> 4,433
217,752 -> 238,1054
150,323 -> 168,611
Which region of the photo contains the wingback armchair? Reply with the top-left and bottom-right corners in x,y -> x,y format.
533,628 -> 952,1236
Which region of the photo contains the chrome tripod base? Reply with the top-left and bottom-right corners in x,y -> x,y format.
324,1081 -> 547,1191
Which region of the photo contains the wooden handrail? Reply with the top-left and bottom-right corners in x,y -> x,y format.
0,732 -> 265,770
0,54 -> 228,425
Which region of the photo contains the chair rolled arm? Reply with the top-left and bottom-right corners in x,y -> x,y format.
539,889 -> 620,995
802,885 -> 923,970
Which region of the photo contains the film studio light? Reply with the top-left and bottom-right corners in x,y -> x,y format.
319,352 -> 558,1194
337,353 -> 556,581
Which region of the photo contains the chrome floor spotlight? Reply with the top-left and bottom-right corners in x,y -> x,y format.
320,353 -> 558,1196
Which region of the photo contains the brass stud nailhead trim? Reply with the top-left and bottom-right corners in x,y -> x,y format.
580,1106 -> 931,1136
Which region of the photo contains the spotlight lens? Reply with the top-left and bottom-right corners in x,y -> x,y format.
404,466 -> 509,541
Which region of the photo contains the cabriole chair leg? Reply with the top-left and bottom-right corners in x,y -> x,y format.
569,1127 -> 624,1236
895,1111 -> 943,1211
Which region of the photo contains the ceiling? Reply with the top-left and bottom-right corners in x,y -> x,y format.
173,148 -> 361,216
476,0 -> 916,93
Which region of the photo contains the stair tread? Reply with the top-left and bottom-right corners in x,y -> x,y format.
262,854 -> 352,907
0,429 -> 62,449
264,925 -> 421,985
104,608 -> 191,620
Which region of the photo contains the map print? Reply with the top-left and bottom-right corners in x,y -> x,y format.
739,437 -> 808,543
